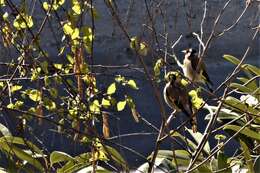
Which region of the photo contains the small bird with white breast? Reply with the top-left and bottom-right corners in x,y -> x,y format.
163,72 -> 197,133
182,48 -> 213,92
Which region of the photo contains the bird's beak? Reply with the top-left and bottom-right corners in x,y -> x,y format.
181,50 -> 186,53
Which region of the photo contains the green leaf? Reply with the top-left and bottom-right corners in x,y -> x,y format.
239,139 -> 255,173
0,81 -> 4,88
107,82 -> 116,95
254,156 -> 260,173
230,83 -> 253,93
103,145 -> 128,171
242,64 -> 260,75
204,106 -> 246,125
75,166 -> 111,173
50,151 -> 74,166
237,77 -> 258,91
0,123 -> 12,137
53,63 -> 63,70
117,100 -> 126,111
223,125 -> 260,141
49,88 -> 58,98
223,54 -> 240,65
0,137 -> 44,171
224,96 -> 259,115
10,85 -> 22,93
43,98 -> 56,111
217,151 -> 231,173
186,129 -> 211,155
26,89 -> 41,102
127,80 -> 139,90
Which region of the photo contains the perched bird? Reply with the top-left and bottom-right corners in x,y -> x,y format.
182,48 -> 213,92
163,72 -> 197,133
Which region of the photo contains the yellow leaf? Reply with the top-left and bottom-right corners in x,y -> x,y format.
101,98 -> 111,108
71,28 -> 79,40
89,100 -> 100,114
127,80 -> 139,90
10,85 -> 22,93
2,12 -> 8,20
117,100 -> 126,111
63,23 -> 73,35
72,3 -> 81,15
42,2 -> 49,11
189,90 -> 204,109
181,79 -> 189,86
107,82 -> 116,95
27,89 -> 41,102
53,63 -> 63,70
0,0 -> 5,6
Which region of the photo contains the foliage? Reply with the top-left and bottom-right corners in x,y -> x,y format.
0,0 -> 259,173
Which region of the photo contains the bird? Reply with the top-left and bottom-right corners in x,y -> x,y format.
182,48 -> 213,92
163,72 -> 197,133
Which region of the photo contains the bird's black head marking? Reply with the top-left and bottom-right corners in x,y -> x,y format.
165,71 -> 179,83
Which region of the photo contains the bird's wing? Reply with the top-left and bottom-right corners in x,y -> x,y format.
191,57 -> 213,85
166,83 -> 197,132
166,84 -> 193,116
201,65 -> 213,86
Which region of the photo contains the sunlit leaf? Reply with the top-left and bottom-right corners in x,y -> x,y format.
224,125 -> 260,141
71,28 -> 79,40
239,139 -> 255,173
188,90 -> 204,109
26,89 -> 41,102
42,2 -> 49,10
72,3 -> 81,15
53,63 -> 63,70
0,136 -> 44,171
0,123 -> 12,137
89,100 -> 100,114
101,98 -> 111,108
223,54 -> 240,65
117,100 -> 126,111
224,96 -> 259,115
127,79 -> 139,90
10,85 -> 22,93
63,23 -> 73,35
43,98 -> 56,111
50,151 -> 74,166
186,128 -> 211,155
242,64 -> 260,75
107,82 -> 116,95
13,14 -> 33,30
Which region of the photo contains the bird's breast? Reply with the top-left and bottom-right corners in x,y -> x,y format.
183,59 -> 201,82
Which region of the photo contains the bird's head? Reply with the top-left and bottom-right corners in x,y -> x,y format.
165,71 -> 180,83
182,48 -> 196,58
